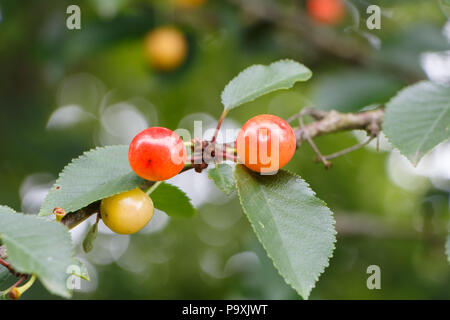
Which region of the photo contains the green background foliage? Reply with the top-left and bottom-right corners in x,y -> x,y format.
0,0 -> 449,299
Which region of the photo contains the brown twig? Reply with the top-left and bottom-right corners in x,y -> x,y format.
11,274 -> 27,288
0,258 -> 26,277
322,135 -> 375,161
0,258 -> 14,273
287,108 -> 327,123
61,201 -> 101,230
294,108 -> 384,145
293,108 -> 384,168
297,110 -> 332,169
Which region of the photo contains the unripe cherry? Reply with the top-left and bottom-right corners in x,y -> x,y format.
100,188 -> 154,235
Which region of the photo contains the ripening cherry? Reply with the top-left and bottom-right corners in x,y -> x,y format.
144,26 -> 188,72
306,0 -> 346,25
100,188 -> 154,235
236,114 -> 297,174
129,127 -> 187,181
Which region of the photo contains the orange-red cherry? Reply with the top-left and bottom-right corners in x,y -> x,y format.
236,114 -> 296,174
128,127 -> 187,181
306,0 -> 346,25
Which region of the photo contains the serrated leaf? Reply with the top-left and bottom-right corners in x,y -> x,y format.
0,206 -> 73,298
82,222 -> 98,254
151,183 -> 195,218
234,165 -> 336,299
383,81 -> 450,165
70,258 -> 90,281
221,59 -> 312,110
39,145 -> 146,216
208,164 -> 236,195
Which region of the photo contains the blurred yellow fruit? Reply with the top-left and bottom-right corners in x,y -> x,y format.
144,26 -> 188,72
174,0 -> 206,9
100,188 -> 154,235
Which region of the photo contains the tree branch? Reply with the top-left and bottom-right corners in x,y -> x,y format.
0,108 -> 387,262
294,108 -> 384,147
60,201 -> 101,230
56,108 -> 385,229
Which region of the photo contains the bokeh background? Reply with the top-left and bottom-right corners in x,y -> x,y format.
1,0 -> 450,299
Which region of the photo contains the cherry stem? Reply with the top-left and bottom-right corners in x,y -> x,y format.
221,151 -> 237,162
0,258 -> 11,270
146,181 -> 162,195
11,275 -> 27,289
0,258 -> 26,278
0,258 -> 16,275
17,274 -> 36,293
95,213 -> 101,224
211,110 -> 228,144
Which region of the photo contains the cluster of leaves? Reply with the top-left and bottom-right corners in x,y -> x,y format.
0,59 -> 449,299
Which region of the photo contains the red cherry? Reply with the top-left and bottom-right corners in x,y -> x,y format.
236,114 -> 296,174
128,127 -> 187,181
307,0 -> 346,25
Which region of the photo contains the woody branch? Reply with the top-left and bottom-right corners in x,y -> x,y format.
0,107 -> 385,262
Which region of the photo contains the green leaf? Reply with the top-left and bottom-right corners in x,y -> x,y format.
70,258 -> 90,281
383,81 -> 450,166
221,59 -> 312,110
151,183 -> 196,218
82,222 -> 98,254
234,165 -> 336,299
39,145 -> 146,216
208,164 -> 236,195
0,206 -> 73,298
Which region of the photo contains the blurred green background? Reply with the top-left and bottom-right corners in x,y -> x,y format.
1,0 -> 450,299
